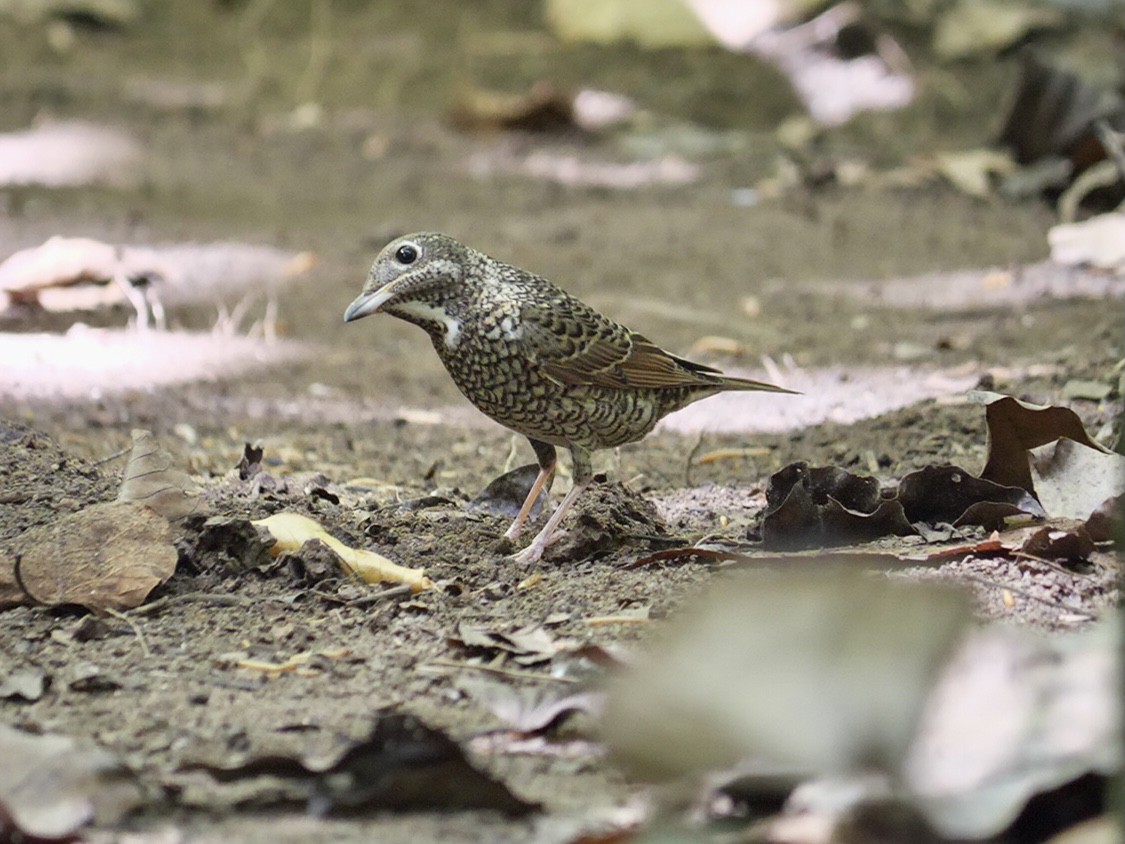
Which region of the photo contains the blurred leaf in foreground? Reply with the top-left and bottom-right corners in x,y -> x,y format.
0,724 -> 141,839
602,572 -> 971,781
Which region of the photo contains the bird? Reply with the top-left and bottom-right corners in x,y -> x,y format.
344,232 -> 795,564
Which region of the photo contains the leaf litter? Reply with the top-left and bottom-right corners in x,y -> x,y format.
1,6 -> 1122,841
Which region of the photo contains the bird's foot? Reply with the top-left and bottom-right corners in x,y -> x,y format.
508,541 -> 545,565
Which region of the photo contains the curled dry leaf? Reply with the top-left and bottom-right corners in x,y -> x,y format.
1084,495 -> 1122,544
252,512 -> 432,592
973,392 -> 1123,520
116,428 -> 206,521
1019,525 -> 1095,565
897,465 -> 1044,529
0,501 -> 176,612
761,462 -> 914,550
468,463 -> 551,520
974,392 -> 1110,492
1029,437 -> 1125,522
999,52 -> 1118,167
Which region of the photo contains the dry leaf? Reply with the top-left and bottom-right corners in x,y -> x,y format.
468,463 -> 551,519
762,462 -> 915,550
973,392 -> 1117,508
897,464 -> 1044,528
116,428 -> 205,521
252,512 -> 432,592
457,675 -> 604,734
452,622 -> 578,666
0,724 -> 142,839
1085,495 -> 1123,544
1,501 -> 176,612
603,573 -> 971,780
1029,438 -> 1125,521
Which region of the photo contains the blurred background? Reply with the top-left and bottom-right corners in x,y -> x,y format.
0,0 -> 1120,474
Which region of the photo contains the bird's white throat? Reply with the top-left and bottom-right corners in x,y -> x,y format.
396,301 -> 462,349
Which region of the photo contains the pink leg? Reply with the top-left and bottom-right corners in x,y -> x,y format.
503,462 -> 555,543
510,446 -> 592,564
510,480 -> 588,564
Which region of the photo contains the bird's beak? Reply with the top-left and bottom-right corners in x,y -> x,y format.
343,286 -> 393,323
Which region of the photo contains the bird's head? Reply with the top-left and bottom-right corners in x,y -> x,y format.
343,232 -> 473,340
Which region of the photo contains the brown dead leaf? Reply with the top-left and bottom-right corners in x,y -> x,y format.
116,428 -> 205,521
1019,525 -> 1095,565
1,501 -> 176,612
762,462 -> 915,550
468,463 -> 551,520
1085,495 -> 1123,544
975,392 -> 1110,491
972,392 -> 1123,520
898,464 -> 1044,528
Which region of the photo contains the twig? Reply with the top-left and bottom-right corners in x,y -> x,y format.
1094,120 -> 1125,180
11,554 -> 45,606
1013,550 -> 1093,577
311,584 -> 412,606
93,445 -> 132,466
105,607 -> 151,657
1058,159 -> 1121,222
684,429 -> 706,487
126,592 -> 260,617
420,657 -> 576,683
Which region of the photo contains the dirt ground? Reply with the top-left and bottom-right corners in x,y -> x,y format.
0,4 -> 1121,842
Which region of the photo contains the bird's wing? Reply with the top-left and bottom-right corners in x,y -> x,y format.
520,299 -> 721,390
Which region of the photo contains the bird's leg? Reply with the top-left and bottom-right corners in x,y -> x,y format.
115,270 -> 151,331
503,439 -> 556,543
145,284 -> 167,331
511,447 -> 592,565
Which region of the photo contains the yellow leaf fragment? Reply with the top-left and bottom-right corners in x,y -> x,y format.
696,447 -> 771,464
235,647 -> 349,676
252,512 -> 432,592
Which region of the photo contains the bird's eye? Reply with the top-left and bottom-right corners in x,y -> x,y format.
395,244 -> 418,265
